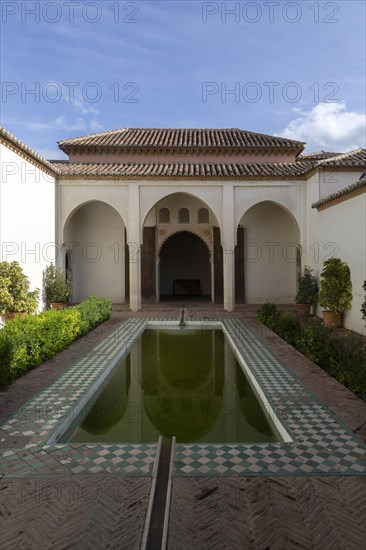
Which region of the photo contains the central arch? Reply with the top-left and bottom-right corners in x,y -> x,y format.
141,192 -> 223,303
159,231 -> 211,300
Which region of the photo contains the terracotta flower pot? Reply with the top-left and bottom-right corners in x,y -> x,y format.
49,302 -> 67,310
323,311 -> 341,328
295,304 -> 311,317
3,311 -> 27,322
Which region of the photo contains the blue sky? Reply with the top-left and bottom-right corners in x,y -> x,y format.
1,0 -> 365,158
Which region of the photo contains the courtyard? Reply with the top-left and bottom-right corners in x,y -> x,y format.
1,303 -> 365,549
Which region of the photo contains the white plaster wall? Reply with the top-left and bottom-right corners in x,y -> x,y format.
0,143 -> 56,310
234,181 -> 303,232
240,202 -> 300,303
59,180 -> 129,242
65,201 -> 125,303
319,170 -> 364,199
305,171 -> 366,334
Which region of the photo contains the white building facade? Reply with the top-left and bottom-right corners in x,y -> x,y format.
1,127 -> 365,334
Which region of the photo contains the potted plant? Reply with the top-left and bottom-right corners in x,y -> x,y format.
43,264 -> 72,309
0,261 -> 40,320
361,281 -> 366,325
295,266 -> 319,317
318,258 -> 353,328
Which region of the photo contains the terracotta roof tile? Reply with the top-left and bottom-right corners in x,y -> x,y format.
297,151 -> 341,161
312,173 -> 366,208
0,127 -> 57,175
51,160 -> 314,178
316,148 -> 366,167
58,128 -> 305,152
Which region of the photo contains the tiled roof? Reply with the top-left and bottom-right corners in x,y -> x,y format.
297,151 -> 341,161
0,127 -> 57,175
316,148 -> 366,167
58,128 -> 305,152
51,160 -> 314,178
312,173 -> 366,209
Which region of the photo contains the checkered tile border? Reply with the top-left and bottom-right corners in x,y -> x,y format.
174,319 -> 365,476
1,318 -> 176,477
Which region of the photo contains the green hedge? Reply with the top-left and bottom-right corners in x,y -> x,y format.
258,303 -> 366,401
0,297 -> 112,389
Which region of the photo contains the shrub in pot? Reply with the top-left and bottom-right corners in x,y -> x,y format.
43,264 -> 72,309
361,281 -> 366,325
295,266 -> 319,317
318,258 -> 352,328
0,261 -> 40,319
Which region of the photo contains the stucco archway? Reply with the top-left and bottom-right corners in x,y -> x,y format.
141,192 -> 223,303
238,201 -> 300,304
63,200 -> 127,303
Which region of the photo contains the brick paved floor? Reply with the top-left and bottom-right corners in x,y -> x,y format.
1,304 -> 365,549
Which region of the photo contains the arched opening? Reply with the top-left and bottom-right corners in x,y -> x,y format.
159,231 -> 211,300
178,207 -> 190,223
141,192 -> 223,303
198,207 -> 209,224
238,201 -> 300,304
63,201 -> 126,303
159,207 -> 170,223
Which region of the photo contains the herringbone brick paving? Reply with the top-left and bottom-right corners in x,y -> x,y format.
167,477 -> 366,549
0,476 -> 150,549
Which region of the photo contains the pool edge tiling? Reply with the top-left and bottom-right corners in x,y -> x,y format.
1,317 -> 365,479
174,319 -> 365,477
0,318 -> 163,477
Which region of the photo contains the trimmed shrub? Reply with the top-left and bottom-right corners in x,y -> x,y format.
318,257 -> 352,313
257,304 -> 366,401
74,296 -> 112,336
0,296 -> 112,389
361,281 -> 366,323
257,302 -> 277,325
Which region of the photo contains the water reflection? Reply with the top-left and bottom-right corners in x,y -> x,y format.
64,329 -> 279,444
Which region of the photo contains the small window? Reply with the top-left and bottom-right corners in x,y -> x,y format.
159,207 -> 170,223
198,208 -> 209,224
179,208 -> 190,223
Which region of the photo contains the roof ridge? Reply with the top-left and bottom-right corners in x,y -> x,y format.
312,176 -> 366,209
317,147 -> 366,165
57,127 -> 306,152
58,127 -> 128,145
0,127 -> 57,174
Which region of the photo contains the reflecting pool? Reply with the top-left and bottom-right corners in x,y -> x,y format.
61,328 -> 280,444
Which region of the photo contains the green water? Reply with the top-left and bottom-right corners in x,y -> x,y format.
62,328 -> 280,444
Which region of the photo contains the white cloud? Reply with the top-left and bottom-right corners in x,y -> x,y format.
277,103 -> 366,153
18,116 -> 101,133
64,88 -> 100,116
90,119 -> 104,132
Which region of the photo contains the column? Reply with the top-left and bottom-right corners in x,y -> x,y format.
222,185 -> 236,311
128,184 -> 141,311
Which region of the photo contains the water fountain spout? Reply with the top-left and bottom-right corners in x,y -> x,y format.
179,307 -> 186,327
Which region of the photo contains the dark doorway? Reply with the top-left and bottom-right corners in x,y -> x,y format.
159,231 -> 211,300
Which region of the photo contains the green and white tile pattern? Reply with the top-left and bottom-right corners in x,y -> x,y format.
174,319 -> 365,476
0,318 -> 168,477
1,317 -> 365,478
